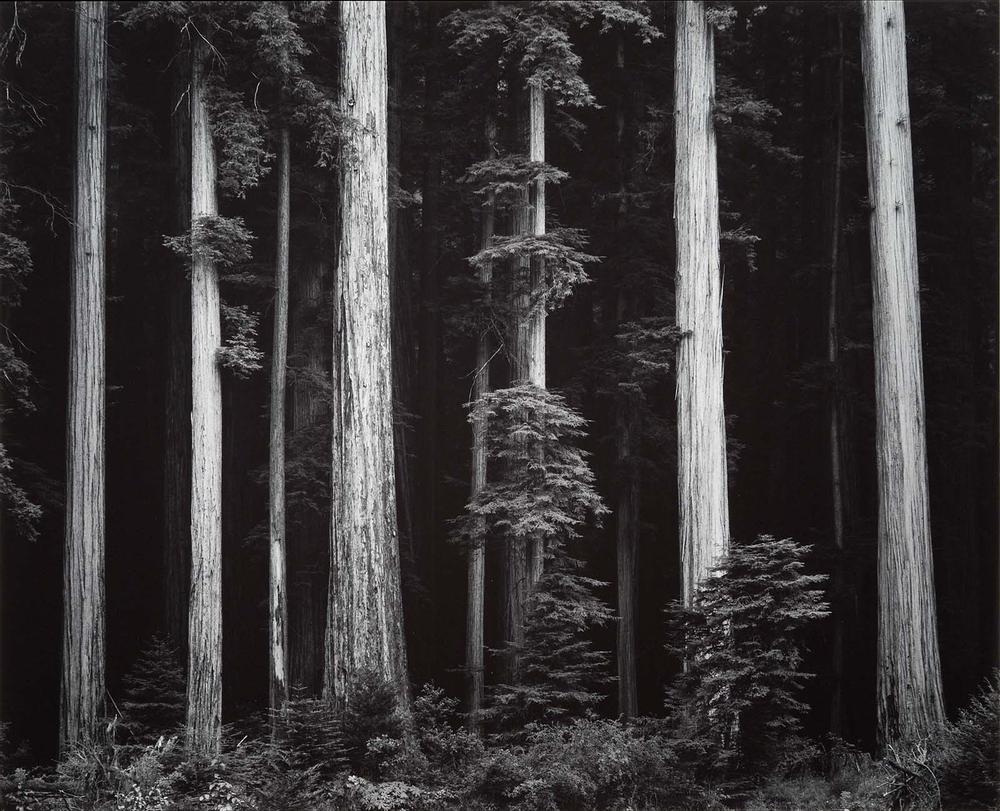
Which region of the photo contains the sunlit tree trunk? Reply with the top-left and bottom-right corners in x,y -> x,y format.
61,0 -> 107,752
269,125 -> 290,727
164,36 -> 191,658
325,0 -> 409,710
187,33 -> 223,757
860,0 -> 945,748
674,0 -> 730,606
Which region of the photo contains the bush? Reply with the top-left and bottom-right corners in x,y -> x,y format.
937,672 -> 1000,810
341,671 -> 405,778
120,636 -> 186,745
271,687 -> 348,778
665,536 -> 829,776
468,718 -> 709,811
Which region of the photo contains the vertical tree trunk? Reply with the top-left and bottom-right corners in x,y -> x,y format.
503,83 -> 546,681
269,126 -> 290,725
860,0 -> 945,748
616,388 -> 640,717
613,33 -> 640,719
61,0 -> 107,752
289,238 -> 329,695
466,111 -> 497,732
674,0 -> 730,606
164,37 -> 191,656
187,33 -> 223,757
827,10 -> 848,738
325,0 -> 409,710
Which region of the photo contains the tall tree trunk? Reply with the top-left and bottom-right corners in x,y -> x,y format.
466,110 -> 497,732
164,35 -> 191,657
674,0 -> 730,606
860,0 -> 945,748
61,0 -> 107,752
289,219 -> 329,695
269,125 -> 290,725
613,33 -> 640,719
503,83 -> 546,681
827,9 -> 848,738
325,0 -> 409,710
187,33 -> 223,757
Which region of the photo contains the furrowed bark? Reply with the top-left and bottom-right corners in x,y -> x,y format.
269,125 -> 291,726
325,0 -> 409,711
674,0 -> 730,607
860,0 -> 945,749
61,0 -> 107,752
187,33 -> 223,757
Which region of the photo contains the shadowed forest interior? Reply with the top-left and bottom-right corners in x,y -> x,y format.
0,1 -> 997,809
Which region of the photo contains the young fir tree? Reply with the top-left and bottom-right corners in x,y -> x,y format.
120,636 -> 186,744
453,384 -> 610,735
665,536 -> 829,774
448,0 -> 658,686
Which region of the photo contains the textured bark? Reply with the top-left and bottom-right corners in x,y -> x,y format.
164,38 -> 191,655
861,0 -> 945,749
187,34 -> 223,757
325,0 -> 409,710
466,111 -> 497,732
674,1 -> 730,606
61,0 -> 107,752
269,126 -> 291,723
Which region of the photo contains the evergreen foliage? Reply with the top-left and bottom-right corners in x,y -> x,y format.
453,384 -> 612,735
120,635 -> 186,744
487,552 -> 615,735
936,672 -> 1000,810
270,686 -> 348,779
665,536 -> 830,774
340,670 -> 406,777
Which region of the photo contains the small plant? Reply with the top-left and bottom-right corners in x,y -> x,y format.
665,536 -> 830,775
936,672 -> 999,810
271,686 -> 348,779
120,636 -> 186,744
341,671 -> 405,777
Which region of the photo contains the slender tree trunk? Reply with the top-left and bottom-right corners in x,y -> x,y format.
61,0 -> 107,752
827,10 -> 848,738
860,0 -> 945,748
187,33 -> 223,757
503,83 -> 546,681
289,236 -> 329,695
164,35 -> 192,657
616,387 -> 640,717
466,110 -> 497,732
674,0 -> 730,606
613,33 -> 640,719
269,126 -> 290,726
325,0 -> 409,710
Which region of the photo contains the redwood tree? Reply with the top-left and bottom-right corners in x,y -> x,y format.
674,0 -> 730,606
324,0 -> 409,710
61,0 -> 107,752
860,0 -> 945,748
187,32 -> 224,756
